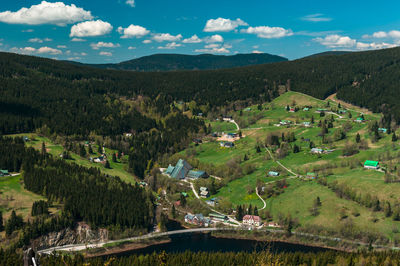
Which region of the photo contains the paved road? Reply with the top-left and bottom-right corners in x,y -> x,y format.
231,120 -> 240,131
37,226 -> 400,255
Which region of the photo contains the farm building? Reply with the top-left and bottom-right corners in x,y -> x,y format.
364,160 -> 379,170
303,122 -> 311,127
355,117 -> 364,123
193,138 -> 203,145
267,222 -> 281,228
210,213 -> 228,222
199,187 -> 210,198
242,215 -> 262,226
187,170 -> 209,179
303,107 -> 310,111
316,108 -> 327,113
165,159 -> 193,179
268,171 -> 280,177
93,156 -> 106,163
289,108 -> 296,113
181,192 -> 188,197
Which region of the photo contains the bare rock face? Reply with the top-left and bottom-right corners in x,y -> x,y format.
32,222 -> 108,250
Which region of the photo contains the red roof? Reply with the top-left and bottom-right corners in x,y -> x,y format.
243,215 -> 261,222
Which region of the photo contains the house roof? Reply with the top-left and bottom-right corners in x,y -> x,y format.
210,213 -> 226,219
364,160 -> 379,167
165,165 -> 175,175
243,215 -> 261,222
187,170 -> 207,179
0,170 -> 9,174
268,171 -> 279,176
200,187 -> 208,191
169,159 -> 193,179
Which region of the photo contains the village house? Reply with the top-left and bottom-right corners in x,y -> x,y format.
311,148 -> 324,154
364,160 -> 379,170
289,107 -> 296,113
279,120 -> 291,126
184,213 -> 212,227
355,117 -> 364,123
0,170 -> 10,177
315,108 -> 327,113
220,142 -> 234,148
378,128 -> 387,134
306,172 -> 317,179
200,187 -> 210,198
268,171 -> 280,177
93,155 -> 106,164
303,107 -> 310,111
165,159 -> 209,180
242,215 -> 262,226
303,122 -> 311,127
266,222 -> 281,228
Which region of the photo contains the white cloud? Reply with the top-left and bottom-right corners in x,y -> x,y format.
182,34 -> 202,43
11,46 -> 61,55
70,20 -> 113,37
28,37 -> 52,43
90,42 -> 120,50
143,39 -> 152,44
126,0 -> 135,7
314,34 -> 356,48
0,1 -> 93,26
128,46 -> 136,50
195,43 -> 231,54
22,29 -> 34,32
99,51 -> 112,56
205,34 -> 224,43
363,30 -> 400,39
301,14 -> 332,22
118,24 -> 149,38
80,52 -> 87,56
67,57 -> 81,60
71,38 -> 86,42
37,46 -> 61,54
241,26 -> 293,39
204,18 -> 247,32
252,50 -> 263,54
157,42 -> 182,49
152,33 -> 182,42
57,45 -> 67,49
356,42 -> 397,50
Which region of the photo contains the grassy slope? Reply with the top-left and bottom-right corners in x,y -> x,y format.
177,91 -> 400,240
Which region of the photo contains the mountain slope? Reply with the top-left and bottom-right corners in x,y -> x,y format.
88,53 -> 288,71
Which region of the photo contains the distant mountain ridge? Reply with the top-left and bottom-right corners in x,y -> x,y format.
85,53 -> 288,71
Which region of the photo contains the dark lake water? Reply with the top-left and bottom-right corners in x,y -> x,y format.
114,232 -> 330,257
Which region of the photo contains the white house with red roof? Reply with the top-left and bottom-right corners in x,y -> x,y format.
242,215 -> 262,226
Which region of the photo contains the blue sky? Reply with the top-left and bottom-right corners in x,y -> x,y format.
1,1 -> 400,63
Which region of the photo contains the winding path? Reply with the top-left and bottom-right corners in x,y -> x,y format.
256,187 -> 266,210
264,145 -> 299,177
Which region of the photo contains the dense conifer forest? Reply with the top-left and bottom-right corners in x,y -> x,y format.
5,249 -> 400,265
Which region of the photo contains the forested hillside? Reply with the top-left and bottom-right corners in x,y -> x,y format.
85,53 -> 288,71
3,47 -> 400,133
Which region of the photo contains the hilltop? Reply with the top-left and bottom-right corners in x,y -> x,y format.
83,53 -> 288,71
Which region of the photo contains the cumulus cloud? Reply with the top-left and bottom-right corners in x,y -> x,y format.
70,20 -> 113,37
128,46 -> 136,50
143,39 -> 152,44
301,14 -> 332,22
0,1 -> 93,26
152,33 -> 182,42
241,26 -> 293,39
57,45 -> 67,48
252,50 -> 263,54
71,38 -> 86,42
195,43 -> 231,54
182,34 -> 202,43
157,42 -> 182,49
204,18 -> 247,32
99,51 -> 112,56
204,34 -> 224,43
117,24 -> 149,38
315,34 -> 398,50
363,30 -> 400,39
22,29 -> 34,32
314,34 -> 356,48
90,42 -> 120,50
11,46 -> 61,55
28,37 -> 52,43
126,0 -> 135,7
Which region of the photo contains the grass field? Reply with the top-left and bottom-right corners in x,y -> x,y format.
172,91 -> 400,240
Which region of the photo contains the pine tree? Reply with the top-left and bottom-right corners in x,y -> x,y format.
171,204 -> 176,219
88,144 -> 93,154
112,153 -> 117,162
105,160 -> 111,169
41,142 -> 46,155
392,132 -> 398,142
97,144 -> 102,154
338,103 -> 341,108
356,133 -> 361,143
293,144 -> 300,153
384,202 -> 392,217
254,207 -> 259,216
0,211 -> 3,231
180,193 -> 186,207
311,115 -> 314,124
248,204 -> 253,215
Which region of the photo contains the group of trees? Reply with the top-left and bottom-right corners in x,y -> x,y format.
235,204 -> 259,221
